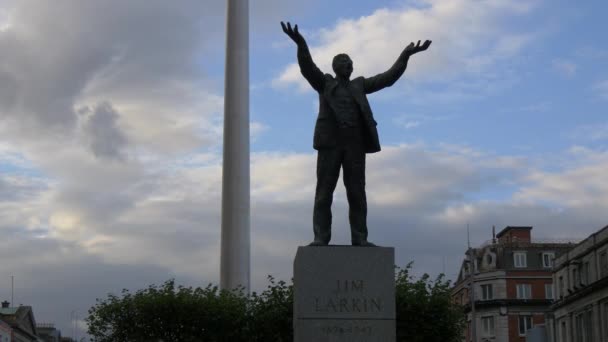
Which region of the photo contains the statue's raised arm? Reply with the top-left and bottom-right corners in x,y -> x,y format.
281,22 -> 326,92
364,39 -> 432,94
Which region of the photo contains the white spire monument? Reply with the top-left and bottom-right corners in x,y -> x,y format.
220,0 -> 250,292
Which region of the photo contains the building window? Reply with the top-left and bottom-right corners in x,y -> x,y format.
581,262 -> 590,285
573,268 -> 579,287
600,251 -> 608,278
481,316 -> 495,337
585,310 -> 593,342
603,302 -> 608,341
518,315 -> 533,336
542,252 -> 555,268
514,252 -> 527,268
545,283 -> 554,300
561,321 -> 567,342
559,276 -> 565,298
481,284 -> 493,300
575,311 -> 594,342
516,284 -> 532,299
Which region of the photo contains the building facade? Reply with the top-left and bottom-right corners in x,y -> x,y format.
547,225 -> 608,342
452,226 -> 574,342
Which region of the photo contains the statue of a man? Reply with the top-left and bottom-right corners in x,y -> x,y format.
281,22 -> 431,247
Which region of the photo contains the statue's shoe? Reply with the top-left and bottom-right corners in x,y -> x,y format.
308,240 -> 329,246
352,241 -> 377,247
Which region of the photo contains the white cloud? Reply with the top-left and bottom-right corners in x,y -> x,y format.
571,122 -> 608,142
275,0 -> 541,91
0,0 -> 230,159
551,58 -> 578,76
393,113 -> 453,129
3,138 -> 608,336
594,80 -> 608,100
0,0 -> 296,337
251,121 -> 270,140
519,101 -> 552,112
575,46 -> 608,60
514,148 -> 608,208
497,101 -> 552,115
404,121 -> 421,129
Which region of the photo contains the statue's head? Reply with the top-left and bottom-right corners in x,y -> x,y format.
332,53 -> 353,79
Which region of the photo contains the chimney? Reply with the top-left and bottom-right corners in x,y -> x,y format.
1,301 -> 9,308
496,226 -> 532,244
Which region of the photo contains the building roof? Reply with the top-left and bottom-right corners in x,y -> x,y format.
0,308 -> 18,315
0,306 -> 38,339
452,233 -> 574,286
554,224 -> 608,270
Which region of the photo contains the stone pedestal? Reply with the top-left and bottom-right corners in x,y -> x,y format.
293,246 -> 395,342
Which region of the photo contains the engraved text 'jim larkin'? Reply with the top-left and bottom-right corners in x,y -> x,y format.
314,280 -> 382,313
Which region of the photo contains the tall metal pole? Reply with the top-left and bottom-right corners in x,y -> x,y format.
70,310 -> 75,340
468,224 -> 477,342
220,0 -> 250,292
469,249 -> 477,342
74,312 -> 78,341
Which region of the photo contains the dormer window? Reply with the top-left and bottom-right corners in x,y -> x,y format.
514,252 -> 527,268
542,252 -> 555,268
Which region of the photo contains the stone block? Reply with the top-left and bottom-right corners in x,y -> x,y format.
293,246 -> 395,342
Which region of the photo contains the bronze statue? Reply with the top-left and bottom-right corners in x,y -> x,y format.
281,22 -> 431,246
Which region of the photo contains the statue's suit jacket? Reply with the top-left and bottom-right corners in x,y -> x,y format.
297,44 -> 411,153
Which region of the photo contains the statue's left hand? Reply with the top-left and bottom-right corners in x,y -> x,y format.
281,21 -> 306,46
404,40 -> 432,56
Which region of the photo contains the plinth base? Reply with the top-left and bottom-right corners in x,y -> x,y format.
293,246 -> 395,342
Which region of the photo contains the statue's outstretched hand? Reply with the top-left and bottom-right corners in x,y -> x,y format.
281,21 -> 306,46
404,40 -> 432,56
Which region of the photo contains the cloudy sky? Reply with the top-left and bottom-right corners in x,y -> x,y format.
0,0 -> 607,338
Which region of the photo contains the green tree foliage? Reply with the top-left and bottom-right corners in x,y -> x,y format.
395,262 -> 466,342
87,264 -> 463,341
86,281 -> 251,342
248,276 -> 293,342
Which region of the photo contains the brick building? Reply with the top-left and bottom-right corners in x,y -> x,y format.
452,226 -> 574,342
546,225 -> 608,342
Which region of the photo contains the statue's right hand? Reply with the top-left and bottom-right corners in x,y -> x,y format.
281,21 -> 306,46
403,40 -> 432,56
